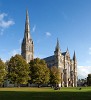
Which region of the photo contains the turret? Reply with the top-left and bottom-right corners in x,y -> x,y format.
73,51 -> 76,62
54,38 -> 61,55
73,51 -> 77,87
54,38 -> 61,68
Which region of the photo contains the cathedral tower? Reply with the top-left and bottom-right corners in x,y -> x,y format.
54,38 -> 61,68
21,10 -> 34,63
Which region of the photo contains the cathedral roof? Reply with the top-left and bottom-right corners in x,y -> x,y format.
43,55 -> 55,62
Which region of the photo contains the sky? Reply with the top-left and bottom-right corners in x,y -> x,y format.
0,0 -> 91,79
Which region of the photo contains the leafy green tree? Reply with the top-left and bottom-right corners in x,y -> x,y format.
50,66 -> 61,86
0,59 -> 7,86
8,54 -> 30,86
87,74 -> 91,86
29,58 -> 50,87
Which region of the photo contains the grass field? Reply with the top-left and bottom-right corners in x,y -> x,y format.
0,87 -> 91,100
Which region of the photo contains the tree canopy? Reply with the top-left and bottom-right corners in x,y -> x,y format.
8,54 -> 30,86
0,59 -> 7,85
50,66 -> 61,86
29,58 -> 50,86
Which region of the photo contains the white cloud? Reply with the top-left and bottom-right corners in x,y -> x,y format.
32,25 -> 36,32
0,13 -> 7,20
78,66 -> 91,79
0,13 -> 15,35
0,20 -> 14,28
45,32 -> 51,36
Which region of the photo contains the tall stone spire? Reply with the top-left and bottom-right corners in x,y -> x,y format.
21,10 -> 34,63
24,9 -> 31,40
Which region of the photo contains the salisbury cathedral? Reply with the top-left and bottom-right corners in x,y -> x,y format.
21,10 -> 77,87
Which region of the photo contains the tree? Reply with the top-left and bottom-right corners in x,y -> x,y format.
29,58 -> 50,87
50,66 -> 61,87
87,74 -> 91,86
8,54 -> 30,86
0,59 -> 7,86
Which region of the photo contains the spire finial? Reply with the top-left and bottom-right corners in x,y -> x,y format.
26,9 -> 29,21
67,47 -> 69,52
57,38 -> 59,48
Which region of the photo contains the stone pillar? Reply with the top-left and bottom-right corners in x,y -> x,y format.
63,69 -> 68,87
70,71 -> 74,87
74,72 -> 77,87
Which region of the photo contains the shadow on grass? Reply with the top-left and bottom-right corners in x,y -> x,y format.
0,91 -> 91,100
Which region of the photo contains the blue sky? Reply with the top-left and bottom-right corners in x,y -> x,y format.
0,0 -> 91,79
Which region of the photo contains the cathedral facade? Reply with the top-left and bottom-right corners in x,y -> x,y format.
21,10 -> 77,87
44,39 -> 77,87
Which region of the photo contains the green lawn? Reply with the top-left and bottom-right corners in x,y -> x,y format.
0,87 -> 91,100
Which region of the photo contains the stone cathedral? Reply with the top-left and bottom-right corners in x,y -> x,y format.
44,39 -> 77,87
21,10 -> 77,87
